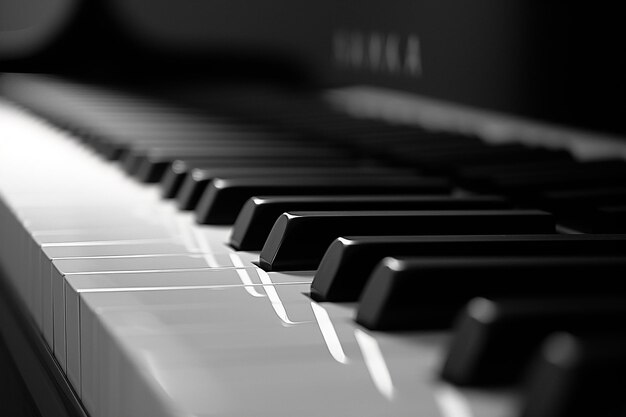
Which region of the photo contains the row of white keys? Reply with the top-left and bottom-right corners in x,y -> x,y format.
0,101 -> 291,386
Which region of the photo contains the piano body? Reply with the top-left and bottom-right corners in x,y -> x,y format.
1,1 -> 625,416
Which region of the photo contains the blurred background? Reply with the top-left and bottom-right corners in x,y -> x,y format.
2,0 -> 625,135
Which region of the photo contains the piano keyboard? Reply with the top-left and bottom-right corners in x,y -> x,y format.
1,74 -> 625,417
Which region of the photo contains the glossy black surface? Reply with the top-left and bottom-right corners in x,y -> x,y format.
356,256 -> 626,330
441,297 -> 626,385
259,210 -> 555,271
231,195 -> 510,250
312,234 -> 626,302
195,177 -> 452,225
520,333 -> 626,417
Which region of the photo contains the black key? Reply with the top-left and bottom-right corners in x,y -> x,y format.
102,136 -> 253,160
592,205 -> 626,232
118,132 -> 321,157
445,148 -> 574,175
441,297 -> 626,385
502,170 -> 626,193
105,128 -> 293,147
541,186 -> 626,209
176,168 -> 414,211
484,162 -> 626,194
385,136 -> 483,156
520,332 -> 626,417
196,177 -> 452,225
533,188 -> 626,232
259,210 -> 554,271
457,156 -> 577,182
353,131 -> 480,151
132,147 -> 351,183
94,126 -> 255,158
393,143 -> 532,168
125,144 -> 345,175
386,142 -> 486,166
115,136 -> 305,162
312,234 -> 626,301
160,157 -> 364,199
475,158 -> 626,176
231,195 -> 511,251
355,256 -> 626,330
161,159 -> 215,199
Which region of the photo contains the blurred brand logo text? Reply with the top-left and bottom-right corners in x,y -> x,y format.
333,30 -> 422,77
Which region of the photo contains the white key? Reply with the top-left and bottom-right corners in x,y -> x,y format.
64,268 -> 311,392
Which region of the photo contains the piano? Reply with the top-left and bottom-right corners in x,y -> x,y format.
1,1 -> 625,416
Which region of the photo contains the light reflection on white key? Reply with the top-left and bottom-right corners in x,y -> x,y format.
311,302 -> 349,364
355,328 -> 395,401
229,253 -> 265,297
42,238 -> 176,247
257,269 -> 311,325
434,384 -> 474,417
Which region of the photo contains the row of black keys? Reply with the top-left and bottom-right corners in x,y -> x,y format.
7,79 -> 626,417
135,124 -> 626,233
165,85 -> 626,233
36,78 -> 626,233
